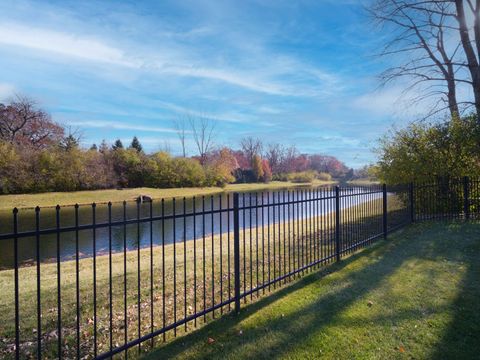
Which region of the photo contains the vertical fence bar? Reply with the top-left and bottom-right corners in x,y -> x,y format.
211,196 -> 215,317
335,186 -> 340,262
136,198 -> 142,350
74,204 -> 80,360
13,208 -> 19,360
149,200 -> 154,348
35,206 -> 41,360
383,184 -> 387,238
249,194 -> 253,299
219,195 -> 223,312
92,203 -> 97,358
227,194 -> 231,310
122,201 -> 128,357
108,202 -> 113,357
183,198 -> 187,330
202,196 -> 206,323
242,193 -> 246,300
261,192 -> 265,293
233,193 -> 241,314
161,199 -> 166,342
173,198 -> 177,336
56,205 -> 62,360
193,197 -> 198,324
464,176 -> 470,220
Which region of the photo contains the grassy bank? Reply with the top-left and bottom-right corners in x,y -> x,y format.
0,195 -> 399,359
145,221 -> 480,360
0,180 -> 335,211
346,179 -> 380,186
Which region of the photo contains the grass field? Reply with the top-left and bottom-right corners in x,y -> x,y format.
145,221 -> 480,360
346,178 -> 380,186
0,181 -> 335,211
0,195 -> 395,359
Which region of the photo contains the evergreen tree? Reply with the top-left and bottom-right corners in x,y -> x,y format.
129,136 -> 143,152
112,139 -> 124,150
60,134 -> 79,151
99,140 -> 109,154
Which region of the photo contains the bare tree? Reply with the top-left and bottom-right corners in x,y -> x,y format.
173,117 -> 188,157
370,0 -> 465,118
189,114 -> 216,164
159,139 -> 172,153
265,143 -> 283,174
240,137 -> 263,164
0,95 -> 64,147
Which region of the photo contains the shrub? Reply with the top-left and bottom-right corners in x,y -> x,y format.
316,172 -> 332,181
288,171 -> 317,183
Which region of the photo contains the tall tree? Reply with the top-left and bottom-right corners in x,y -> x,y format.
112,139 -> 124,150
454,0 -> 480,115
370,0 -> 462,118
189,115 -> 216,165
129,136 -> 143,152
173,118 -> 188,157
60,134 -> 80,151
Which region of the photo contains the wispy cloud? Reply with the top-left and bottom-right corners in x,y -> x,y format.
66,120 -> 179,133
0,20 -> 341,97
0,23 -> 137,67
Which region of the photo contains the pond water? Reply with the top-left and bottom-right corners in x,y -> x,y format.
0,186 -> 381,268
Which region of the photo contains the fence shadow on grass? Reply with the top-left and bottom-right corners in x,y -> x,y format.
142,221 -> 480,360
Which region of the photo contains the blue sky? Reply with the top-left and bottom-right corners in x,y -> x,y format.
0,0 -> 417,167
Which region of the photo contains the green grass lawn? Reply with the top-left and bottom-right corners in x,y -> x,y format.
0,180 -> 335,210
144,221 -> 480,360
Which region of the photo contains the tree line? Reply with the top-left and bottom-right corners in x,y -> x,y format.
0,97 -> 353,194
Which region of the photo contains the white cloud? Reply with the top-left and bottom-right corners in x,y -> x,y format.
352,87 -> 404,116
0,23 -> 137,67
66,120 -> 179,133
0,22 -> 341,97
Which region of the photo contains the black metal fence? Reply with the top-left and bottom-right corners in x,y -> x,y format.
0,178 -> 477,359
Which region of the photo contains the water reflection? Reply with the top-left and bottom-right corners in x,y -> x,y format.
0,187 -> 381,268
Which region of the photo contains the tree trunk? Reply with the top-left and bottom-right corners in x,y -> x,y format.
455,0 -> 480,118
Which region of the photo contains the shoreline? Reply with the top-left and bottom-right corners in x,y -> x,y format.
0,181 -> 336,211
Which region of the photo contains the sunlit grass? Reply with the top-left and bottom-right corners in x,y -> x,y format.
144,221 -> 480,360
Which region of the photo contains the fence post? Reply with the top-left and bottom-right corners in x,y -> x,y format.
409,182 -> 415,223
383,184 -> 387,239
335,186 -> 341,262
233,193 -> 241,314
463,176 -> 470,220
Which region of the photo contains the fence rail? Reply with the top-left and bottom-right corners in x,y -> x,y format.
0,178 -> 478,359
